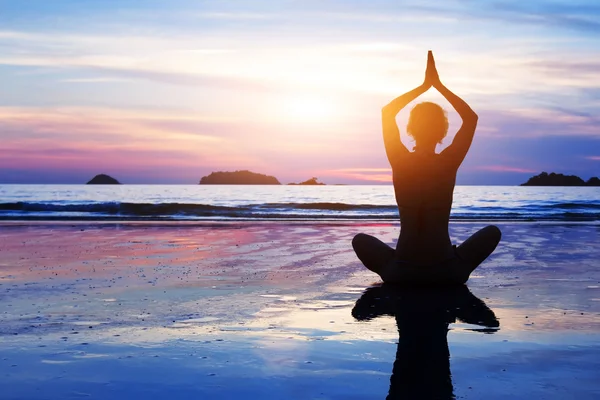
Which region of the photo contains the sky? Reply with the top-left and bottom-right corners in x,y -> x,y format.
0,0 -> 599,185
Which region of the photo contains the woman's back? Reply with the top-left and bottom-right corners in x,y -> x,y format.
393,152 -> 457,264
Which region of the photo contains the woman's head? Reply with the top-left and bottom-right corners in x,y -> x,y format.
407,102 -> 448,147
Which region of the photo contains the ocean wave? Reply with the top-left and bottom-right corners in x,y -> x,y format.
0,201 -> 395,214
0,201 -> 599,221
539,202 -> 600,210
257,202 -> 394,211
0,202 -> 242,214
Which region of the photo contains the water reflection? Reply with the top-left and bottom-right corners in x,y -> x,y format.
352,284 -> 499,400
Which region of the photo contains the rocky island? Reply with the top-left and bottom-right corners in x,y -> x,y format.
288,177 -> 325,185
86,174 -> 121,184
199,170 -> 281,185
521,172 -> 600,186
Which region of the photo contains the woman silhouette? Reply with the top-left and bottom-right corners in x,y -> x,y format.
353,51 -> 501,285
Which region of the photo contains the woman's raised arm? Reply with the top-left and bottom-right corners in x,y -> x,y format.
381,56 -> 432,165
427,52 -> 479,165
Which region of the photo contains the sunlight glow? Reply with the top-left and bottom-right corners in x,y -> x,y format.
281,95 -> 339,123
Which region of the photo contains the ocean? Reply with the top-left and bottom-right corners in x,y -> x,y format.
1,185 -> 599,222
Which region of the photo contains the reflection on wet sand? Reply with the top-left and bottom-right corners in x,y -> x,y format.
353,284 -> 499,399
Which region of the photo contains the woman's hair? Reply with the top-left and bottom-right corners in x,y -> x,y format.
406,102 -> 449,146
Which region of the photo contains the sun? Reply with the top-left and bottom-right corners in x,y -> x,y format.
281,94 -> 338,123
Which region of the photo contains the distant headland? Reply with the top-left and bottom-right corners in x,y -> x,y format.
199,170 -> 281,185
86,174 -> 121,184
521,172 -> 600,186
288,177 -> 325,185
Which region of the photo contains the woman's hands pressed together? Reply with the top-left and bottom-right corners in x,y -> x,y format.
424,50 -> 441,89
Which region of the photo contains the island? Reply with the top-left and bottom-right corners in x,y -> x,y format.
199,170 -> 281,185
521,172 -> 600,186
288,177 -> 325,185
86,174 -> 121,184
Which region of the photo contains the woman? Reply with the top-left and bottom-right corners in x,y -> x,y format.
353,51 -> 501,285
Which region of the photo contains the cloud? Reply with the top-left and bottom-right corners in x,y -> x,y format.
0,107 -> 228,143
476,107 -> 600,139
2,8 -> 600,105
585,156 -> 600,161
529,60 -> 600,77
486,1 -> 600,34
524,59 -> 600,95
84,66 -> 275,92
331,168 -> 391,173
475,165 -> 537,174
325,167 -> 392,183
0,28 -> 403,95
59,77 -> 130,83
193,11 -> 275,20
289,2 -> 600,35
0,106 -> 267,182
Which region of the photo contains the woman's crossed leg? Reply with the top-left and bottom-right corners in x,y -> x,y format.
352,225 -> 501,285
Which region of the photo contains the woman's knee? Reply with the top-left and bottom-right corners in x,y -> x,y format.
484,225 -> 502,244
352,233 -> 370,251
458,225 -> 501,264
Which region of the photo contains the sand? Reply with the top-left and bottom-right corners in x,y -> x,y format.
1,221 -> 599,399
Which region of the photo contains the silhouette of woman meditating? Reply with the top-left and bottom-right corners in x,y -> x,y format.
353,51 -> 501,285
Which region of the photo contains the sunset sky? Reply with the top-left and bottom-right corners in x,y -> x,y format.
1,0 -> 599,184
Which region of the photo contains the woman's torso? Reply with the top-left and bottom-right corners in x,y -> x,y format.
392,151 -> 458,264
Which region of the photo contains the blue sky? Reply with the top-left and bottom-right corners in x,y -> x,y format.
0,0 -> 599,184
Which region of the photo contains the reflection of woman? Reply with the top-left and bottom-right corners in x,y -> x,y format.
352,284 -> 499,399
353,51 -> 501,285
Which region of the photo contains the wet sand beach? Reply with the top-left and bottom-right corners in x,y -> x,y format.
1,222 -> 599,399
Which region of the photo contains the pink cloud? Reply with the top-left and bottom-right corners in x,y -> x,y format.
0,107 -> 265,176
325,167 -> 392,183
476,165 -> 537,173
585,156 -> 600,161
